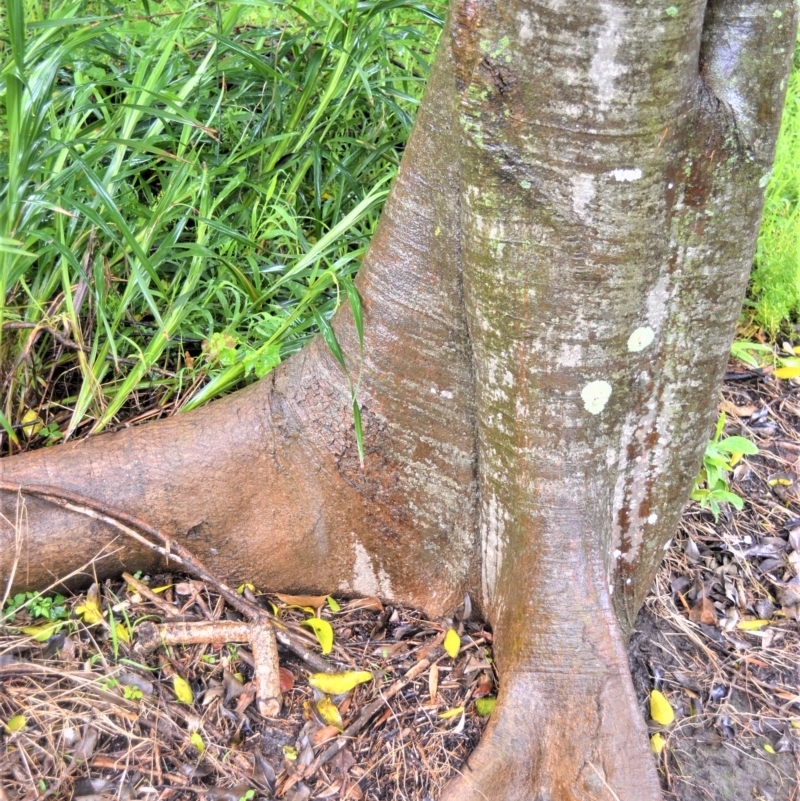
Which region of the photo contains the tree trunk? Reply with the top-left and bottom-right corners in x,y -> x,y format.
1,1 -> 796,799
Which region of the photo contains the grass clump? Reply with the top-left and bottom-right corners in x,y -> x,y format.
749,38 -> 800,337
0,0 -> 444,452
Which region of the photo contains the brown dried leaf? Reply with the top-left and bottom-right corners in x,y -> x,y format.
473,672 -> 494,698
689,590 -> 717,625
428,662 -> 439,702
311,724 -> 340,746
280,667 -> 295,693
234,683 -> 257,715
74,726 -> 99,761
342,596 -> 384,613
275,593 -> 328,609
719,399 -> 757,418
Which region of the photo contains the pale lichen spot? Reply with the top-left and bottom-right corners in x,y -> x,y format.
610,167 -> 643,182
589,3 -> 626,109
627,326 -> 655,352
581,380 -> 612,415
570,173 -> 595,219
517,9 -> 534,43
648,512 -> 659,525
440,389 -> 454,400
612,549 -> 622,560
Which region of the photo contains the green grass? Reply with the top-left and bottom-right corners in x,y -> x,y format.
750,39 -> 800,338
2,2 -> 797,455
0,0 -> 444,451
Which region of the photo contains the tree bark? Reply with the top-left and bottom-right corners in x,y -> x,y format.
1,2 -> 796,799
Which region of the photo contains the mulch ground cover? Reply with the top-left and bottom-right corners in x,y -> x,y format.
629,360 -> 800,801
1,359 -> 799,801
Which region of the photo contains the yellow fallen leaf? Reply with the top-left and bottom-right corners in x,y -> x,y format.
650,733 -> 666,754
475,697 -> 496,716
173,675 -> 194,704
737,619 -> 770,631
114,622 -> 130,643
76,584 -> 103,626
443,628 -> 461,659
190,731 -> 204,754
20,621 -> 62,642
283,744 -> 298,760
326,596 -> 341,612
791,720 -> 800,729
307,671 -> 373,695
763,743 -> 776,754
775,366 -> 800,380
236,583 -> 255,595
301,617 -> 334,655
316,696 -> 343,730
5,715 -> 26,733
438,706 -> 464,720
21,408 -> 43,439
650,690 -> 675,726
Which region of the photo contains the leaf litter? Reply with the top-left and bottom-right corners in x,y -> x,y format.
629,358 -> 800,800
1,581 -> 492,800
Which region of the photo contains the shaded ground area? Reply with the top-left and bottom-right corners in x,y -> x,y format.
1,361 -> 799,801
629,362 -> 800,801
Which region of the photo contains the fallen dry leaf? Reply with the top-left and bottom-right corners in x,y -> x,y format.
276,593 -> 328,609
312,724 -> 341,746
689,592 -> 717,625
280,667 -> 295,692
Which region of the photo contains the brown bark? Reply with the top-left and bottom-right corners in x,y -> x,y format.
1,2 -> 796,799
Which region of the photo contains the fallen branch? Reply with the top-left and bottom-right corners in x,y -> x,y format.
137,619 -> 281,716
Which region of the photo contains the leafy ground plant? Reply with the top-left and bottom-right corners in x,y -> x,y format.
691,412 -> 759,521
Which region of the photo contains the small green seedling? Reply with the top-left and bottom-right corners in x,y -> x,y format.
2,592 -> 68,622
691,413 -> 758,521
122,685 -> 143,701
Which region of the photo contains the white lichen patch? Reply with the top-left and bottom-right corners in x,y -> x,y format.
610,167 -> 643,182
581,380 -> 612,414
646,274 -> 670,331
589,3 -> 627,109
627,326 -> 655,352
570,173 -> 595,218
517,9 -> 534,43
648,512 -> 659,525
